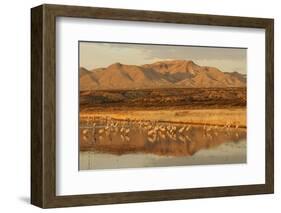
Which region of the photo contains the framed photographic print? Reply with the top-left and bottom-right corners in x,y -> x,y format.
31,4 -> 274,208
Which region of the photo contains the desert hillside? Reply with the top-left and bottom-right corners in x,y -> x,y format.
80,60 -> 246,90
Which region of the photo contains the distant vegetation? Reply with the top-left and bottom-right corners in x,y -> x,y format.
80,87 -> 246,111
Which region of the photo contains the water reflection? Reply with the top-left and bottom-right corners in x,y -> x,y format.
80,118 -> 246,157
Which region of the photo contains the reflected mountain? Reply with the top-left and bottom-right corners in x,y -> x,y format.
80,119 -> 246,157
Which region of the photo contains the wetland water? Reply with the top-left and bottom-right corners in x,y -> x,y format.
79,119 -> 246,170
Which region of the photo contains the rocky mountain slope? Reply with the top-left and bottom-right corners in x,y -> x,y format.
80,60 -> 246,90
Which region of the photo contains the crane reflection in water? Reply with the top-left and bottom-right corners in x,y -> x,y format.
79,116 -> 246,170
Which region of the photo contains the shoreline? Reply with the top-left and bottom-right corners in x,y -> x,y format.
80,108 -> 246,128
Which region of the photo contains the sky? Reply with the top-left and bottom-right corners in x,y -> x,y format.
79,42 -> 247,74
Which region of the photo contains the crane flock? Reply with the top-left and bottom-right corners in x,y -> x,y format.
81,116 -> 243,144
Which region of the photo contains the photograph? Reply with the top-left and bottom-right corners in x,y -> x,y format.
79,41 -> 247,170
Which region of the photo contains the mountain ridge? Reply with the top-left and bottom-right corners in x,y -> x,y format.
80,60 -> 246,90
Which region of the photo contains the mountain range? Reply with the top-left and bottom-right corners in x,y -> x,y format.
80,60 -> 246,90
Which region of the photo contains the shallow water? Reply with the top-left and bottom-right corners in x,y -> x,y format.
79,120 -> 246,170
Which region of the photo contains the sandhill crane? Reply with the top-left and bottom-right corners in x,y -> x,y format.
178,126 -> 185,134
168,125 -> 176,134
154,125 -> 159,131
179,135 -> 186,143
185,134 -> 191,142
105,130 -> 110,137
125,136 -> 130,142
159,125 -> 166,132
159,132 -> 166,140
185,125 -> 191,132
104,124 -> 110,131
147,129 -> 155,136
82,129 -> 88,135
98,128 -> 105,134
120,126 -> 125,133
224,122 -> 231,129
147,124 -> 153,130
125,128 -> 130,135
167,131 -> 177,141
206,126 -> 212,132
147,135 -> 157,143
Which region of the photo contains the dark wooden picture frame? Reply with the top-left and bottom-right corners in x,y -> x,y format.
31,4 -> 274,208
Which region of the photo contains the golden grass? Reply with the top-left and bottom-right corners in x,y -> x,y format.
80,108 -> 246,128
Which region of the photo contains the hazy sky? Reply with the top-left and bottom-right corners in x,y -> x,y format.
79,42 -> 247,74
